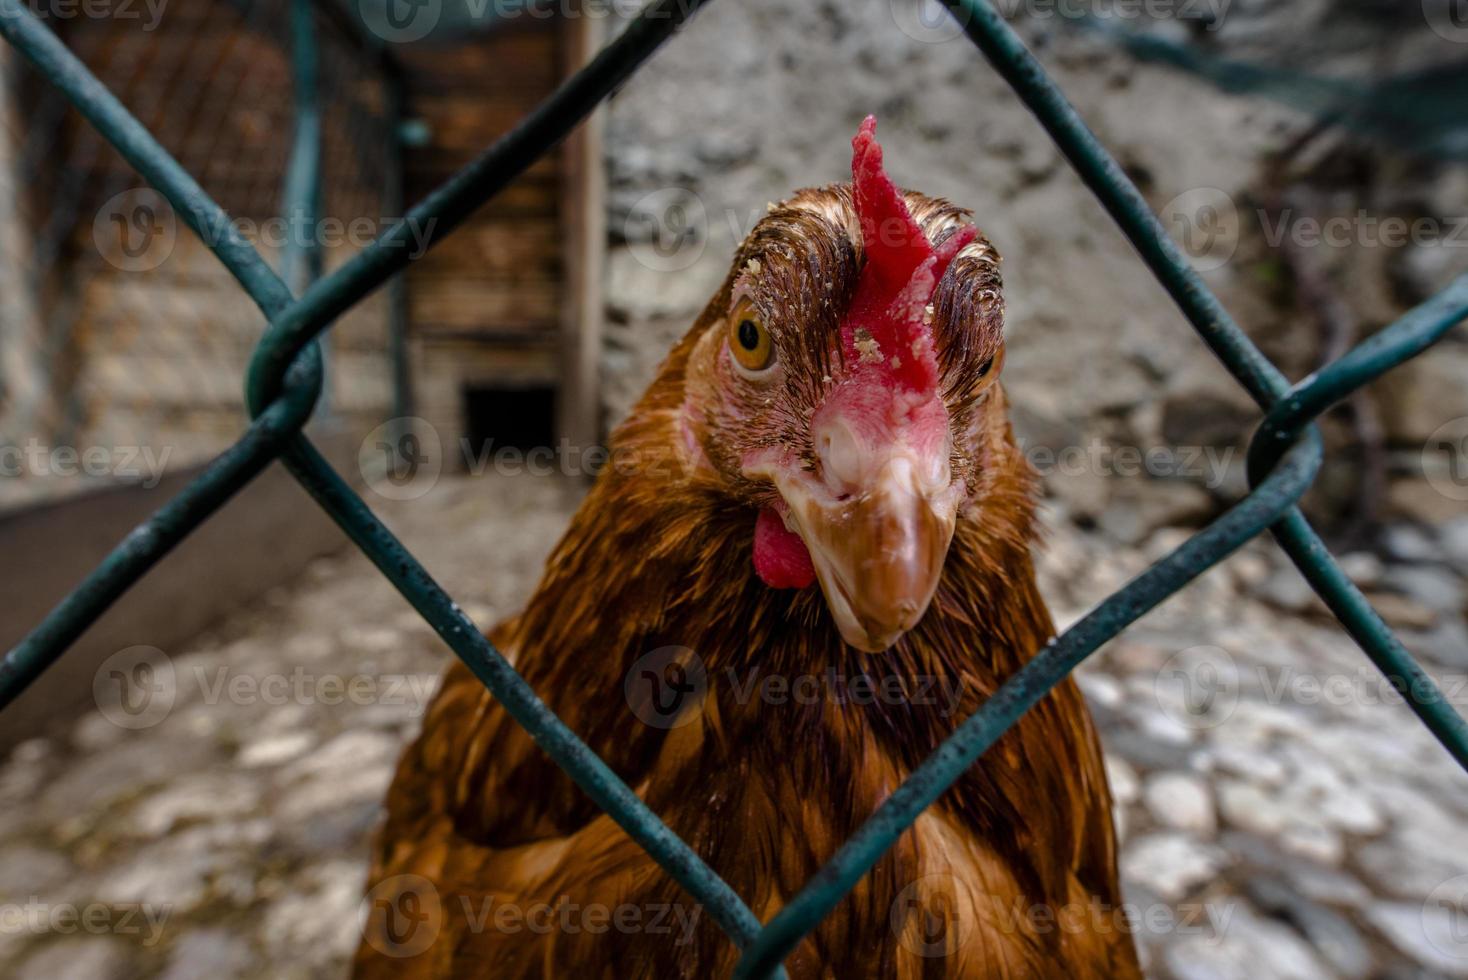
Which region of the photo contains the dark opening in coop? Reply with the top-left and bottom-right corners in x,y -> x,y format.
464,384 -> 558,458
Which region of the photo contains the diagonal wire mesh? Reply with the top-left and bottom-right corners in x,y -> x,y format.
0,0 -> 397,515
0,0 -> 1465,975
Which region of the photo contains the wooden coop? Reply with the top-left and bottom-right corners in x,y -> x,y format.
0,1 -> 604,737
402,16 -> 604,465
0,1 -> 604,502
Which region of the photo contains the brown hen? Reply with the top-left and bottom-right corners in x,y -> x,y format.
354,118 -> 1140,979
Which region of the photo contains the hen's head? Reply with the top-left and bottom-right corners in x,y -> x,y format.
676,117 -> 1014,653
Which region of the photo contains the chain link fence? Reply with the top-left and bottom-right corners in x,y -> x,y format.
0,0 -> 1465,976
0,0 -> 395,513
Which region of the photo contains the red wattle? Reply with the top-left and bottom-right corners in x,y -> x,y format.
753,507 -> 816,590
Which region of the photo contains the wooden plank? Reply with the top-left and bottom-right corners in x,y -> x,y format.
408,279 -> 561,330
557,5 -> 605,452
408,220 -> 561,278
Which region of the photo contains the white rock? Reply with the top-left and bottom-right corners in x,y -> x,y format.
1217,781 -> 1291,837
259,861 -> 364,966
1366,902 -> 1468,976
236,731 -> 317,769
1278,820 -> 1343,866
159,929 -> 256,980
1144,772 -> 1216,836
1336,552 -> 1385,589
1165,906 -> 1331,980
281,730 -> 400,784
1444,517 -> 1468,574
1123,832 -> 1229,901
1204,741 -> 1288,787
1105,754 -> 1140,806
1075,671 -> 1124,709
15,938 -> 129,980
0,846 -> 72,900
128,774 -> 261,837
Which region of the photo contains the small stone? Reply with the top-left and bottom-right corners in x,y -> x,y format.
236,731 -> 316,769
15,938 -> 129,980
1382,565 -> 1465,615
1123,832 -> 1229,901
1278,820 -> 1343,865
1229,552 -> 1271,591
1218,781 -> 1291,837
340,626 -> 402,656
1444,517 -> 1468,574
1104,754 -> 1139,805
159,929 -> 256,980
1358,840 -> 1466,900
259,861 -> 363,966
1097,481 -> 1214,546
1143,772 -> 1216,836
1367,592 -> 1441,631
8,739 -> 51,765
1367,902 -> 1468,976
128,773 -> 261,837
282,730 -> 400,783
1245,878 -> 1374,979
285,633 -> 334,661
1337,552 -> 1385,589
1075,671 -> 1124,710
96,820 -> 271,914
1286,862 -> 1373,909
275,767 -> 393,824
1403,618 -> 1468,669
1165,905 -> 1330,980
71,712 -> 123,752
1253,566 -> 1326,615
1384,524 -> 1445,564
0,847 -> 72,899
1206,742 -> 1288,787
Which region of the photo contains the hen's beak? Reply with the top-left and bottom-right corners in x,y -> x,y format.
762,398 -> 961,652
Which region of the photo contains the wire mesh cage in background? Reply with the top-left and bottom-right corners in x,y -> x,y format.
0,0 -> 1466,976
0,0 -> 395,514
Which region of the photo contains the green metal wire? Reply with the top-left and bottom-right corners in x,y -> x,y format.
2,0 -> 1467,976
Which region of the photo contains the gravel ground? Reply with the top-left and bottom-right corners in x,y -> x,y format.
1,471 -> 1467,979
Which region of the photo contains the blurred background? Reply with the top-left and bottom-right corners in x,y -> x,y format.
1,0 -> 1467,976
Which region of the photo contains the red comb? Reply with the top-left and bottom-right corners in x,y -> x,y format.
843,117 -> 975,395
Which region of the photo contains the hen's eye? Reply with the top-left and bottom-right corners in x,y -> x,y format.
977,355 -> 995,377
727,303 -> 775,374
